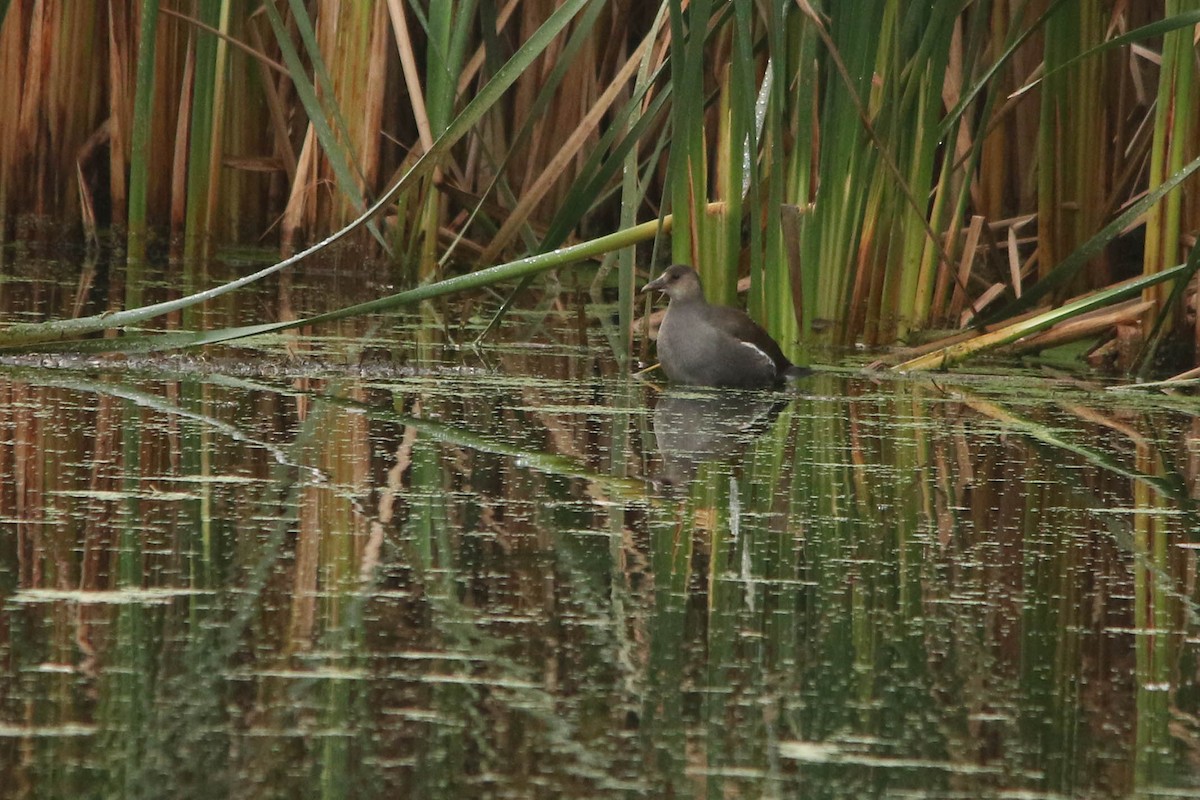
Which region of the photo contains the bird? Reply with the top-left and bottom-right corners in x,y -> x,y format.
641,264 -> 811,389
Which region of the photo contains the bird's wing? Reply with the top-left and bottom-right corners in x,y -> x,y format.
704,305 -> 792,369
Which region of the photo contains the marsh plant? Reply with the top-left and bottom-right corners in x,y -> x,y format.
1,1 -> 1199,374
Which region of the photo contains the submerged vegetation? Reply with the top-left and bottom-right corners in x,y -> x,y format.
0,1 -> 1199,374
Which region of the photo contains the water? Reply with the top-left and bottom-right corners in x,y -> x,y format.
1,250 -> 1200,798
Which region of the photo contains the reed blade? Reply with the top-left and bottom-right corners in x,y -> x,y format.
126,0 -> 160,264
11,215 -> 677,354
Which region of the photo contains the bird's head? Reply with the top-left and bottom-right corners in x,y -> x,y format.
641,264 -> 704,302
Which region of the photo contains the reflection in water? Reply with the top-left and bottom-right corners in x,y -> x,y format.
1,267 -> 1200,798
650,389 -> 788,489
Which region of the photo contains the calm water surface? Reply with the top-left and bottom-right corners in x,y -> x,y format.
2,250 -> 1200,798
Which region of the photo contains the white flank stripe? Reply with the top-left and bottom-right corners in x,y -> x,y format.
738,340 -> 774,369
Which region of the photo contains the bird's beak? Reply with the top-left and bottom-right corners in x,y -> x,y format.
641,274 -> 666,294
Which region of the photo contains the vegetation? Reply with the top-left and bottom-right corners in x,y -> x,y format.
1,1 -> 1199,374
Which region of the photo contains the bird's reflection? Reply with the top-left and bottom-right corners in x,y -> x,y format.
650,389 -> 789,490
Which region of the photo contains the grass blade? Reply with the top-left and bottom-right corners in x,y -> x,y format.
182,0 -> 227,258
126,0 -> 160,263
1008,10 -> 1200,101
262,0 -> 387,250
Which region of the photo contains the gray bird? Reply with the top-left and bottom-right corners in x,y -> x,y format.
642,264 -> 811,389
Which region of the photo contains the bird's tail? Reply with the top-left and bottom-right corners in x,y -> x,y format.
783,364 -> 814,382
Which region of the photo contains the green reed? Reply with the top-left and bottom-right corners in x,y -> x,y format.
182,0 -> 228,260
1142,0 -> 1200,324
126,0 -> 160,265
4,3 -> 1200,369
